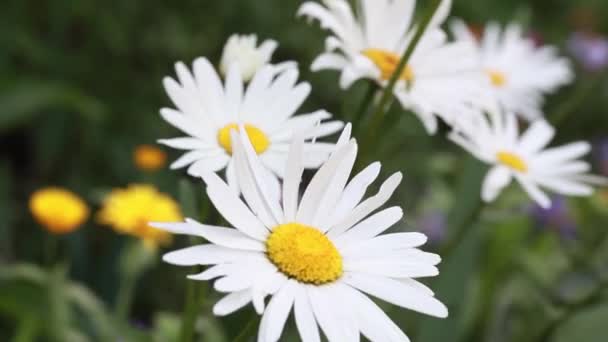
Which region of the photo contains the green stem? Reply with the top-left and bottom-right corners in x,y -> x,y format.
351,84 -> 379,135
440,158 -> 487,257
232,314 -> 259,342
115,271 -> 137,328
179,276 -> 205,342
360,0 -> 442,159
44,234 -> 59,266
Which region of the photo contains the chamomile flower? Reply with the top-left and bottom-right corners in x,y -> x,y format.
154,125 -> 447,342
451,20 -> 574,121
298,0 -> 490,134
449,111 -> 604,208
220,34 -> 297,82
159,58 -> 343,193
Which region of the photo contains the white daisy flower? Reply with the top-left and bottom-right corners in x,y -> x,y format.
449,110 -> 603,208
298,0 -> 491,134
159,58 -> 344,193
450,20 -> 574,121
154,124 -> 448,342
220,34 -> 297,82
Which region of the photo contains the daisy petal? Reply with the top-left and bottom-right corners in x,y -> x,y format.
343,273 -> 448,318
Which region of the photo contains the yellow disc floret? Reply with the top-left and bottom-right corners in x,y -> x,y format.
29,188 -> 89,234
133,145 -> 167,171
362,49 -> 414,82
497,151 -> 528,172
97,184 -> 182,247
266,223 -> 343,285
217,123 -> 270,155
487,69 -> 507,87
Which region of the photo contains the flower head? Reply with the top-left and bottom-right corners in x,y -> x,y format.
30,188 -> 89,234
154,125 -> 447,341
159,58 -> 343,193
299,0 -> 491,134
134,145 -> 167,171
98,185 -> 182,247
450,111 -> 603,208
567,32 -> 608,72
451,20 -> 574,121
530,196 -> 577,239
220,34 -> 297,82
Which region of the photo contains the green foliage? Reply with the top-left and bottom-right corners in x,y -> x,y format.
1,0 -> 608,341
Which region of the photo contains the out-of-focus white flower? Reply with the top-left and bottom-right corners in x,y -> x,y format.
159,58 -> 343,193
451,20 -> 574,121
220,34 -> 296,82
298,0 -> 492,134
450,110 -> 605,208
154,125 -> 448,342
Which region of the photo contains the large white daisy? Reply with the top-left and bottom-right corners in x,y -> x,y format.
220,34 -> 296,82
449,110 -> 603,208
159,58 -> 343,193
154,125 -> 448,342
298,0 -> 491,134
450,20 -> 574,121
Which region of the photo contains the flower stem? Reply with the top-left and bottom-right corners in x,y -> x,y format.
440,158 -> 487,257
351,83 -> 380,135
232,313 -> 259,342
115,270 -> 137,325
360,0 -> 442,158
178,276 -> 207,342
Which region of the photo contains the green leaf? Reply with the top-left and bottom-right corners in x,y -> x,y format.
550,304 -> 608,342
0,81 -> 105,133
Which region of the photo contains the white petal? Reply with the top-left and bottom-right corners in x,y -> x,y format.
294,285 -> 321,342
283,136 -> 305,222
481,166 -> 512,203
151,219 -> 264,251
296,141 -> 356,225
518,120 -> 555,153
326,162 -> 381,228
343,273 -> 448,318
328,172 -> 402,236
258,280 -> 297,342
514,174 -> 552,209
187,155 -> 230,175
343,285 -> 410,342
331,206 -> 403,243
344,261 -> 439,278
201,171 -> 270,240
213,290 -> 252,316
162,245 -> 262,266
338,231 -> 427,254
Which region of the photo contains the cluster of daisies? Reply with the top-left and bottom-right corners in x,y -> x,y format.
152,0 -> 605,341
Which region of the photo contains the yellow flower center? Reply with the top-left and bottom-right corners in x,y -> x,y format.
266,223 -> 343,285
497,151 -> 528,172
487,69 -> 507,87
133,145 -> 167,171
362,49 -> 414,82
217,123 -> 270,155
29,188 -> 89,234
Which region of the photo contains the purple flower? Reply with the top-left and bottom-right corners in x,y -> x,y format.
567,32 -> 608,72
530,196 -> 577,239
594,138 -> 608,175
418,212 -> 446,245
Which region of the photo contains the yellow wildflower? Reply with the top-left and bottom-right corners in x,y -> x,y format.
98,184 -> 181,247
29,188 -> 89,234
133,145 -> 167,171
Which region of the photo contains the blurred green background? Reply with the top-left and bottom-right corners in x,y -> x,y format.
1,0 -> 608,341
